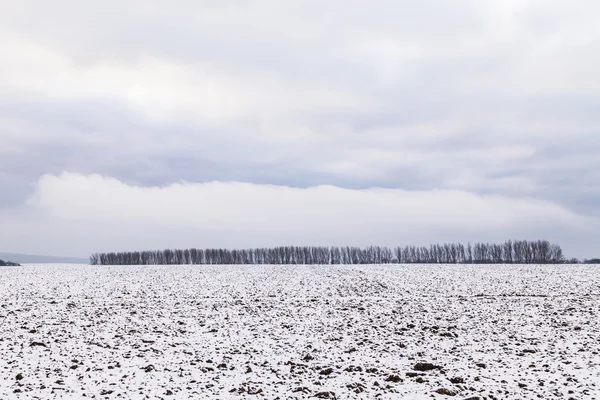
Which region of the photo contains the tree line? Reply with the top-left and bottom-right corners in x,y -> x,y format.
0,259 -> 20,266
90,240 -> 567,265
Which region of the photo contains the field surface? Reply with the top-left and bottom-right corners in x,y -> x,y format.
1,264 -> 599,399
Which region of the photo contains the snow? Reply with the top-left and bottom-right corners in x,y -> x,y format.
1,264 -> 599,399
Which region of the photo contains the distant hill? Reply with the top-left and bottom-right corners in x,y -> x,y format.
0,252 -> 88,264
0,259 -> 20,266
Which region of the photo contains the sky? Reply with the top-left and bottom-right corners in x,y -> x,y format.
1,0 -> 599,259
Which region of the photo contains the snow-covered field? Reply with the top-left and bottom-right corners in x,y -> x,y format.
1,264 -> 599,399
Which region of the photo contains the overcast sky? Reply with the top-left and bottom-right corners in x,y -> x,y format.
1,0 -> 599,259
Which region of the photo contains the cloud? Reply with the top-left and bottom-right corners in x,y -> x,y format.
0,1 -> 600,257
0,173 -> 592,257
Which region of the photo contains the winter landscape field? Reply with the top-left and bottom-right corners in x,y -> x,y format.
1,264 -> 599,399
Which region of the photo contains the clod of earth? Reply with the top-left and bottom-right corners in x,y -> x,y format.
314,391 -> 336,399
435,388 -> 457,396
293,387 -> 311,394
385,375 -> 403,383
346,383 -> 365,393
413,362 -> 443,372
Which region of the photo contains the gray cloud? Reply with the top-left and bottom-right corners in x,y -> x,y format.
1,0 -> 599,258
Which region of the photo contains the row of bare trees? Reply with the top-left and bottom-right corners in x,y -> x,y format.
89,240 -> 565,265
